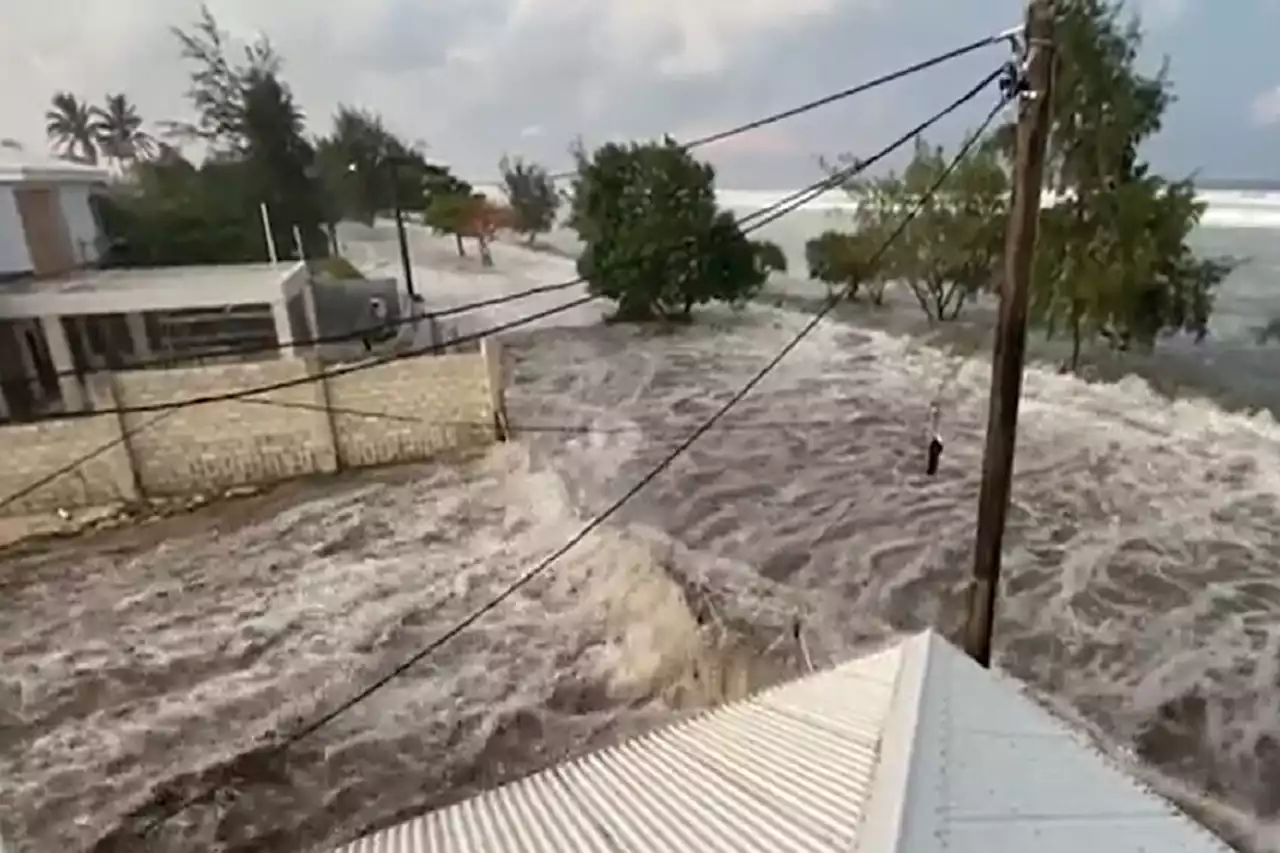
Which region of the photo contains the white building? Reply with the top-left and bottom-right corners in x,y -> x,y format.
0,147 -> 106,278
0,149 -> 320,422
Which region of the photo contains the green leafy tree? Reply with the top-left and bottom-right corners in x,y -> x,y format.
752,240 -> 788,276
98,6 -> 332,265
315,107 -> 390,225
164,6 -> 330,260
423,174 -> 477,258
164,4 -> 279,152
499,156 -> 560,244
98,153 -> 267,266
805,228 -> 890,304
569,138 -> 766,322
316,106 -> 448,226
45,92 -> 99,164
897,138 -> 1006,321
240,69 -> 328,259
91,93 -> 157,168
1017,0 -> 1233,369
820,136 -> 1007,321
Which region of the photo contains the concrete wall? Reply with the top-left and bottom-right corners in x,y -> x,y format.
59,185 -> 100,265
310,276 -> 404,360
0,343 -> 504,515
0,186 -> 31,276
114,359 -> 337,496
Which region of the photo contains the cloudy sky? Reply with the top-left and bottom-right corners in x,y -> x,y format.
1,0 -> 1277,188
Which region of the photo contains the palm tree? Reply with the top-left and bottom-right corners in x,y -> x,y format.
45,92 -> 98,164
91,93 -> 157,168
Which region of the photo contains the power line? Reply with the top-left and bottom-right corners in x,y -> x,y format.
532,27 -> 1018,181
18,63 -> 1008,430
0,410 -> 180,515
674,30 -> 1016,154
134,70 -> 1011,839
0,61 -> 1008,518
0,408 -> 873,517
16,29 -> 1015,388
281,76 -> 1011,747
224,396 -> 901,436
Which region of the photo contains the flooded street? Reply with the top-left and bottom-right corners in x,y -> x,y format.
0,443 -> 798,852
3,220 -> 1280,851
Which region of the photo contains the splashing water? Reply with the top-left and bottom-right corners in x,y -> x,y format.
4,228 -> 1280,851
500,306 -> 1280,850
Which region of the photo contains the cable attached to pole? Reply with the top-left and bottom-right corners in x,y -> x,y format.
18,29 -> 1018,389
134,68 -> 1014,841
17,66 -> 1011,434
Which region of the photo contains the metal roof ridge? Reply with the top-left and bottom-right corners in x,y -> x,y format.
891,630 -> 1239,853
852,629 -> 936,853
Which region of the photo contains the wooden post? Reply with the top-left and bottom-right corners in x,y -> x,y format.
962,0 -> 1055,668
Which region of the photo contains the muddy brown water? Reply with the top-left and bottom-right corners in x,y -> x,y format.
3,304 -> 1280,851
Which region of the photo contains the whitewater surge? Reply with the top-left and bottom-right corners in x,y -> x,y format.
499,305 -> 1280,849
5,223 -> 1280,852
713,186 -> 1280,230
0,438 -> 807,852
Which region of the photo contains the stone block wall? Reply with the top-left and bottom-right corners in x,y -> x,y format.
0,342 -> 504,515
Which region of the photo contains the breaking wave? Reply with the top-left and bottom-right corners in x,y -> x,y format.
717,187 -> 1280,230
4,233 -> 1280,852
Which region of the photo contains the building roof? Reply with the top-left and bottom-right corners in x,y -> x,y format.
331,630 -> 1235,853
0,147 -> 109,184
0,262 -> 306,317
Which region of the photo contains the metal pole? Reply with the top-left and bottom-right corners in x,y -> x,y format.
962,0 -> 1055,668
260,202 -> 279,265
390,159 -> 416,299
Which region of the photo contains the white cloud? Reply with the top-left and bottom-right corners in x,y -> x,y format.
1137,0 -> 1188,27
0,0 -> 863,177
5,0 -> 1237,184
1250,86 -> 1280,126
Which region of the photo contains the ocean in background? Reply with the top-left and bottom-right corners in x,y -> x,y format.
10,201 -> 1280,851
723,187 -> 1280,415
512,184 -> 1280,414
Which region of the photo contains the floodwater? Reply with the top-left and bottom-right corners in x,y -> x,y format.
3,192 -> 1280,852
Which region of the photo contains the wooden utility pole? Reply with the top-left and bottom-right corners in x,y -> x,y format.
962,0 -> 1055,668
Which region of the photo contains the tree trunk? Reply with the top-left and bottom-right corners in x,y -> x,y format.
454,233 -> 466,257
1069,304 -> 1083,371
929,280 -> 949,322
907,281 -> 933,320
941,283 -> 969,321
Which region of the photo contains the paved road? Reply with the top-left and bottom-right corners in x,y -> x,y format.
337,221 -> 602,346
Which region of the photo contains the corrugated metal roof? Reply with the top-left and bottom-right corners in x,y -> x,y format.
333,643 -> 902,853
332,631 -> 1236,853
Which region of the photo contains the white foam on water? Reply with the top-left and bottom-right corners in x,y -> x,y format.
717,187 -> 1280,230
499,301 -> 1280,849
3,225 -> 1279,852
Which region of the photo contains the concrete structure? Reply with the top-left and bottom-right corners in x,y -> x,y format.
0,148 -> 108,279
0,340 -> 504,516
0,149 -> 336,424
332,630 -> 1235,853
0,261 -> 317,421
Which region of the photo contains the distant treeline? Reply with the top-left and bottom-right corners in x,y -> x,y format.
1197,179 -> 1280,192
